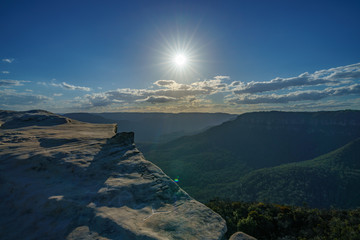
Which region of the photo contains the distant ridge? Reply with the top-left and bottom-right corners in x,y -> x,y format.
63,112 -> 117,124
63,112 -> 236,143
143,110 -> 360,206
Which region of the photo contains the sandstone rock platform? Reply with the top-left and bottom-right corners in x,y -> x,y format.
0,110 -> 227,240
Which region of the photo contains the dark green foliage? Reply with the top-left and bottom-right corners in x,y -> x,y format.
206,199 -> 360,240
238,138 -> 360,208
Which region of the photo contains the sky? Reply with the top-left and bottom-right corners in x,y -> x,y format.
1,0 -> 360,113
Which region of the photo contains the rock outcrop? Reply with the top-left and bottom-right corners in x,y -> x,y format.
229,232 -> 257,240
0,110 -> 227,239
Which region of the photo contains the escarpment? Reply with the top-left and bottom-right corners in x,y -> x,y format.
0,110 -> 227,240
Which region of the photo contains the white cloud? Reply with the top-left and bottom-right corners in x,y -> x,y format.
154,80 -> 177,87
2,58 -> 14,63
229,84 -> 360,104
234,72 -> 336,94
0,79 -> 27,87
51,82 -> 91,91
81,78 -> 229,108
0,89 -> 51,106
61,82 -> 91,91
214,75 -> 230,80
6,62 -> 356,112
37,82 -> 48,86
234,63 -> 360,94
313,63 -> 360,80
326,69 -> 360,80
230,81 -> 241,87
144,96 -> 178,104
2,71 -> 10,74
105,88 -> 149,101
78,64 -> 360,109
83,93 -> 113,107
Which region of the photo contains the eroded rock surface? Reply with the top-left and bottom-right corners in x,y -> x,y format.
229,232 -> 257,240
0,110 -> 226,240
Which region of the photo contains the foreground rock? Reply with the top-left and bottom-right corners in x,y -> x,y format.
229,232 -> 257,240
0,110 -> 227,240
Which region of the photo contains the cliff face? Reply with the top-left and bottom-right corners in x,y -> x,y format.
0,110 -> 226,240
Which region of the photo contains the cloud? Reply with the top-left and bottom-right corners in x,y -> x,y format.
37,82 -> 48,86
0,79 -> 27,87
2,71 -> 10,74
313,63 -> 360,80
190,79 -> 227,92
82,78 -> 227,108
234,72 -> 336,94
154,80 -> 177,87
83,93 -> 113,107
53,93 -> 63,97
154,88 -> 210,98
106,88 -> 149,101
0,89 -> 51,106
229,84 -> 360,104
230,81 -> 241,86
214,75 -> 230,80
2,58 -> 14,63
51,82 -> 91,91
61,82 -> 91,91
144,96 -> 178,104
234,63 -> 360,94
60,63 -> 360,111
326,69 -> 360,80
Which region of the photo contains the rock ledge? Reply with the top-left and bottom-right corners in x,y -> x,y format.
0,110 -> 227,240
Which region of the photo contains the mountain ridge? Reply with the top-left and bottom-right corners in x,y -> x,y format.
143,110 -> 360,206
63,112 -> 236,143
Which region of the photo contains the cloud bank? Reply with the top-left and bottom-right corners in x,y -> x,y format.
229,63 -> 360,105
229,84 -> 360,104
79,63 -> 360,109
233,63 -> 360,95
234,72 -> 336,94
82,77 -> 227,108
0,89 -> 50,107
2,63 -> 360,112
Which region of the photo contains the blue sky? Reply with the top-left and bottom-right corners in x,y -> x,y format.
1,0 -> 360,113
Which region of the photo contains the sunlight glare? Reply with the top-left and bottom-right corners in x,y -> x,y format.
174,54 -> 187,66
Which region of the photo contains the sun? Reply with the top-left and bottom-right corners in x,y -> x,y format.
154,28 -> 203,80
173,54 -> 187,66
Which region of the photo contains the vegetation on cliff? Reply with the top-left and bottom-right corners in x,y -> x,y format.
207,199 -> 360,240
237,137 -> 360,208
